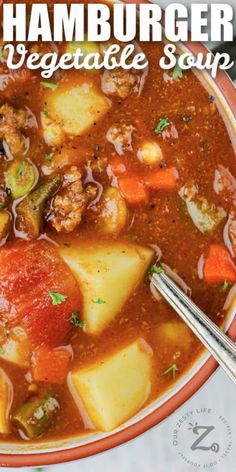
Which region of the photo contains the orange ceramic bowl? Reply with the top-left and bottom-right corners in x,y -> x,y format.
1,1 -> 236,467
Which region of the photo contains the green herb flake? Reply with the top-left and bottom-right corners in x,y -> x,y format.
70,311 -> 84,328
49,291 -> 67,306
91,298 -> 106,304
162,363 -> 179,380
172,56 -> 184,80
0,47 -> 3,60
154,118 -> 170,135
16,161 -> 26,179
41,81 -> 58,90
149,266 -> 164,276
0,346 -> 5,355
220,280 -> 229,293
0,202 -> 4,210
45,153 -> 53,162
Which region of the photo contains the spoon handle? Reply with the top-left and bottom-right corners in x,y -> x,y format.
152,272 -> 236,384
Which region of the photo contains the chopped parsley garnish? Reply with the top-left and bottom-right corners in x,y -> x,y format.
154,118 -> 170,135
172,56 -> 184,79
149,266 -> 164,276
40,81 -> 58,90
220,280 -> 229,293
162,363 -> 179,380
45,153 -> 53,162
0,347 -> 5,355
91,298 -> 106,304
70,311 -> 84,328
49,291 -> 67,305
16,161 -> 26,179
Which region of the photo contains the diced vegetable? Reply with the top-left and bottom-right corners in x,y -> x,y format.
59,240 -> 154,334
13,394 -> 59,439
179,184 -> 226,234
0,326 -> 30,368
0,240 -> 83,347
32,347 -> 71,384
144,167 -> 179,190
6,160 -> 36,199
118,176 -> 149,206
203,244 -> 236,284
43,83 -> 110,143
0,210 -> 10,241
16,175 -> 60,237
0,368 -> 13,434
157,321 -> 193,350
69,338 -> 153,432
137,141 -> 163,166
40,81 -> 58,90
98,187 -> 128,234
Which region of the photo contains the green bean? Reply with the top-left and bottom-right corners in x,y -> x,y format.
13,394 -> 59,439
17,175 -> 60,237
6,160 -> 36,199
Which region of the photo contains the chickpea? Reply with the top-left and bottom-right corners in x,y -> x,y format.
137,141 -> 163,166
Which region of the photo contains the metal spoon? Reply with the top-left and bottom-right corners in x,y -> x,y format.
151,269 -> 236,384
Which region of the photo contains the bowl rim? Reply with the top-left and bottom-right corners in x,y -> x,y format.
1,5 -> 236,469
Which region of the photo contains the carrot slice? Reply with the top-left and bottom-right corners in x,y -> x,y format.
32,347 -> 71,384
109,157 -> 127,176
118,176 -> 149,205
144,167 -> 179,190
204,243 -> 236,284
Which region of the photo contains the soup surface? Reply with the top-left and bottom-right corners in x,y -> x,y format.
0,0 -> 235,443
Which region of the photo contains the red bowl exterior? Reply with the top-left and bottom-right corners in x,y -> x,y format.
1,1 -> 236,467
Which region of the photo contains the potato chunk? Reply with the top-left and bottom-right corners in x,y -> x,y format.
69,338 -> 153,431
59,240 -> 153,334
157,321 -> 193,351
43,83 -> 110,144
98,187 -> 128,234
0,326 -> 30,368
0,368 -> 13,434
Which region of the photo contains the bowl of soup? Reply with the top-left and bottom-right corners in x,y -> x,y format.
0,0 -> 235,467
